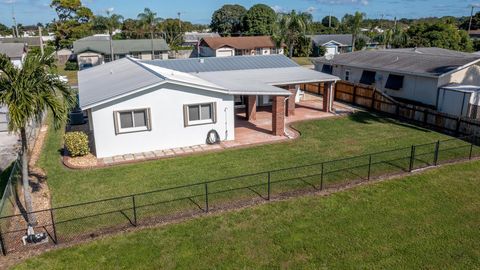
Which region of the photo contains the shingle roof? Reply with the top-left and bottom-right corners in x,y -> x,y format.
0,37 -> 41,46
184,32 -> 220,43
73,38 -> 170,55
141,54 -> 298,73
314,47 -> 480,77
200,36 -> 281,50
0,43 -> 25,58
308,34 -> 354,46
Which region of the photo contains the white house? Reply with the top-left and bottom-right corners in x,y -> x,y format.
0,43 -> 27,68
79,55 -> 338,158
308,34 -> 378,56
199,36 -> 285,58
73,35 -> 170,70
314,47 -> 480,118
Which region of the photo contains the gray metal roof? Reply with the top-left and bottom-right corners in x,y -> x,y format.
78,58 -> 165,109
196,67 -> 339,95
73,38 -> 170,55
0,43 -> 25,58
314,47 -> 480,78
141,54 -> 299,73
79,55 -> 339,109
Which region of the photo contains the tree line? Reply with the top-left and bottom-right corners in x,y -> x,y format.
0,1 -> 476,55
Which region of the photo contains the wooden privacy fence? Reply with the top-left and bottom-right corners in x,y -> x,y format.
303,81 -> 480,136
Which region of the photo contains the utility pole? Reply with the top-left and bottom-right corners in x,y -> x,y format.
468,5 -> 475,33
38,26 -> 44,56
12,6 -> 19,37
329,13 -> 331,28
178,12 -> 182,29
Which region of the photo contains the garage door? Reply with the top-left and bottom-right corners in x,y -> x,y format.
217,49 -> 234,57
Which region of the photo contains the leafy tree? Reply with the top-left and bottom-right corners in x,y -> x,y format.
343,12 -> 365,52
0,54 -> 75,228
161,18 -> 193,48
321,16 -> 339,28
210,4 -> 247,36
374,25 -> 408,49
407,22 -> 473,52
93,12 -> 124,59
50,0 -> 94,48
138,8 -> 163,56
460,11 -> 480,30
243,4 -> 276,36
275,11 -> 311,57
121,19 -> 146,39
0,23 -> 11,36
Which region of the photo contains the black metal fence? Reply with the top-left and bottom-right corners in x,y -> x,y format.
1,135 -> 479,256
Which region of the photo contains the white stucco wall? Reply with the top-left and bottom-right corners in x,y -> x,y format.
438,65 -> 480,87
90,83 -> 235,158
215,48 -> 235,57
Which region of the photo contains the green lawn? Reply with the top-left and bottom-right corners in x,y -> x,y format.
55,64 -> 78,86
291,57 -> 313,66
14,159 -> 480,269
40,112 -> 451,207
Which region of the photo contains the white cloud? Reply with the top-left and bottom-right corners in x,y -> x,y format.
271,5 -> 287,13
314,0 -> 369,6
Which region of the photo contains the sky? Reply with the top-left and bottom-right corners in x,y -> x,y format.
0,0 -> 479,26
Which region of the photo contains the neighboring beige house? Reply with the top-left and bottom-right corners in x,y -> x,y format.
314,47 -> 480,118
199,36 -> 285,57
73,35 -> 170,70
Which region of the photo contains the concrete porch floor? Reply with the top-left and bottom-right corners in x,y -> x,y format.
66,97 -> 355,168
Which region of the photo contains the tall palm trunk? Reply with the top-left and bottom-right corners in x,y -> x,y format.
289,43 -> 294,58
351,34 -> 356,52
150,31 -> 155,59
20,127 -> 36,226
109,32 -> 114,62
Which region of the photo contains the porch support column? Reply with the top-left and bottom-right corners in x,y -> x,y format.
272,96 -> 286,136
323,82 -> 335,113
286,85 -> 297,117
246,95 -> 257,121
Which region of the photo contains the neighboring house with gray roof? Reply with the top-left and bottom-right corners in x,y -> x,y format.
308,34 -> 377,56
78,54 -> 339,158
73,35 -> 170,70
0,43 -> 27,68
314,47 -> 480,117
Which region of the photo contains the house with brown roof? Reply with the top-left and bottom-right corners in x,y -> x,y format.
199,36 -> 285,57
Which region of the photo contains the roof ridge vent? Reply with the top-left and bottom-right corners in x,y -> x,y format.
199,58 -> 205,64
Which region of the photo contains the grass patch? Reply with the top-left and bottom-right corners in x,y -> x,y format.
56,63 -> 78,86
14,160 -> 480,269
291,57 -> 313,66
39,112 -> 451,207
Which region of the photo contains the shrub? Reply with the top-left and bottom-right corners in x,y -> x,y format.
64,132 -> 90,157
64,61 -> 78,71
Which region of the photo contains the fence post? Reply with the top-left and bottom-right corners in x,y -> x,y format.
352,85 -> 357,105
367,155 -> 372,180
204,183 -> 209,213
434,140 -> 440,166
409,145 -> 416,172
132,195 -> 137,227
469,143 -> 474,160
267,172 -> 271,201
0,226 -> 6,256
320,163 -> 324,190
49,209 -> 58,244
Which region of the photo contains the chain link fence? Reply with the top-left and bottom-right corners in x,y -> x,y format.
0,135 -> 479,256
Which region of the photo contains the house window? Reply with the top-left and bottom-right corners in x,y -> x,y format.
360,70 -> 376,85
345,70 -> 350,81
154,51 -> 163,60
114,108 -> 151,134
255,48 -> 262,55
104,55 -> 112,63
321,64 -> 333,74
385,74 -> 404,90
184,102 -> 216,126
130,52 -> 141,59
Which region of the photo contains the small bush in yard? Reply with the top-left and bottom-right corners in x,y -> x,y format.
64,132 -> 90,157
64,61 -> 78,71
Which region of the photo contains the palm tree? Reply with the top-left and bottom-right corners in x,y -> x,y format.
0,53 -> 75,229
347,11 -> 365,52
94,12 -> 124,61
275,11 -> 310,57
138,8 -> 163,58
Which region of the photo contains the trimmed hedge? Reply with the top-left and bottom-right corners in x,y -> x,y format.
64,132 -> 90,157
